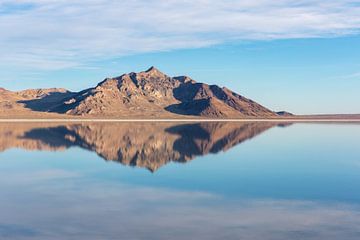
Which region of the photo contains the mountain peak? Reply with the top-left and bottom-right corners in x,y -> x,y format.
143,66 -> 167,77
145,66 -> 160,72
1,68 -> 279,118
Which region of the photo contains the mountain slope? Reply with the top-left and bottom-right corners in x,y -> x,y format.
0,87 -> 73,118
51,67 -> 179,117
0,67 -> 278,118
51,67 -> 276,118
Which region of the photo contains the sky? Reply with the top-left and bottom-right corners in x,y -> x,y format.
0,0 -> 360,114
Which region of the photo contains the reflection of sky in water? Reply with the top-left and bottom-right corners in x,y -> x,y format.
0,123 -> 359,239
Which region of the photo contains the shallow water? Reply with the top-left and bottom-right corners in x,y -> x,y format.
0,122 -> 359,240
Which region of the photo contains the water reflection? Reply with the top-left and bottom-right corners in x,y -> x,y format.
1,179 -> 360,240
0,123 -> 360,239
0,122 -> 284,171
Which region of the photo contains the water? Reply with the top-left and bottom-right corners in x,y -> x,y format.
0,122 -> 359,240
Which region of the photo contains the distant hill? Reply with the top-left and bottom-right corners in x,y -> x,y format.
276,111 -> 293,117
0,67 -> 278,118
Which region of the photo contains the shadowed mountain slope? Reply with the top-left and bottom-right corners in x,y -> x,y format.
0,88 -> 73,118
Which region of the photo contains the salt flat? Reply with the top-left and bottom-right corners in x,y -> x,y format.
0,118 -> 360,122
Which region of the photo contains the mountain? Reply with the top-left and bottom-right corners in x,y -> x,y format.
0,122 -> 282,172
0,87 -> 74,118
0,67 -> 278,118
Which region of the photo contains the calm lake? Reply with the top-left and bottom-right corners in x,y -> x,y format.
0,122 -> 359,240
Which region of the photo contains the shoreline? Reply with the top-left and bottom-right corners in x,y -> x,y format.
0,118 -> 360,122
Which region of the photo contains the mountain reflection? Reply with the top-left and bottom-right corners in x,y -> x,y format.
0,122 -> 286,171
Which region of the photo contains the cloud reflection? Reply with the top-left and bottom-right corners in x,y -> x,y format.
0,178 -> 359,240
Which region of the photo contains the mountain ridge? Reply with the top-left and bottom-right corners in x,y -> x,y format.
0,67 -> 279,118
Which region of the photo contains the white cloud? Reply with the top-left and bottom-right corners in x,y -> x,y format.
0,0 -> 360,69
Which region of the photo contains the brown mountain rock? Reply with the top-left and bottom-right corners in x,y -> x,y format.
0,67 -> 277,118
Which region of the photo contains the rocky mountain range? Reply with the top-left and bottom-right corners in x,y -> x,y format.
0,122 -> 286,171
0,67 -> 282,118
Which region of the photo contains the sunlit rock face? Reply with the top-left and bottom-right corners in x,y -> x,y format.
0,122 -> 283,171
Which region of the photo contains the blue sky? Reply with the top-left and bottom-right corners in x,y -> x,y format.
0,0 -> 360,114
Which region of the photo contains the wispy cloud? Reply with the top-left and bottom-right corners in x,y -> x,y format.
0,0 -> 360,69
338,71 -> 360,79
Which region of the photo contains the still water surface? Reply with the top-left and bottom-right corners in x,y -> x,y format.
0,122 -> 359,240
